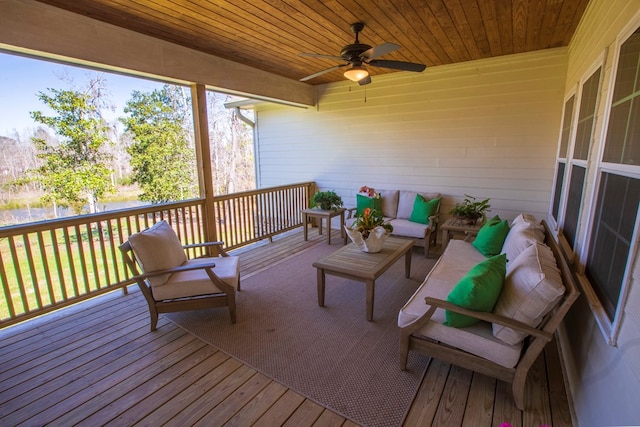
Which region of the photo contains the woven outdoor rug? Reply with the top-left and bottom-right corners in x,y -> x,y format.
166,243 -> 435,427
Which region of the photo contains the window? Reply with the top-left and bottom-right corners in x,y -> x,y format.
551,96 -> 575,223
562,67 -> 602,249
586,173 -> 640,320
588,27 -> 640,327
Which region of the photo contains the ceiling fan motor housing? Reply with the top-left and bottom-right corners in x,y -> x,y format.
340,43 -> 372,61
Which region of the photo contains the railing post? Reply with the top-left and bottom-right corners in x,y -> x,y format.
191,84 -> 218,248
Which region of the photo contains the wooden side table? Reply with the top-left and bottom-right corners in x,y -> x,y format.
440,217 -> 483,248
301,208 -> 347,245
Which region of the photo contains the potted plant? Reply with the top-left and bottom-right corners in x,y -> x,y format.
346,207 -> 394,253
449,194 -> 491,225
310,190 -> 343,210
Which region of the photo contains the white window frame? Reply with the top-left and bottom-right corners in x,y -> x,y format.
577,15 -> 640,346
559,56 -> 605,260
549,88 -> 577,232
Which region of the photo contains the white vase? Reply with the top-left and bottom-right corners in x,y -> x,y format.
344,225 -> 388,253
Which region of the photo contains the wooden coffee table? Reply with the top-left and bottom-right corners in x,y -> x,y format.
313,236 -> 413,321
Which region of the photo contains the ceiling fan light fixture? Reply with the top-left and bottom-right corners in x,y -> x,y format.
344,64 -> 369,82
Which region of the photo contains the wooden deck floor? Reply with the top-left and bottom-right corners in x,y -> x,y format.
0,228 -> 573,426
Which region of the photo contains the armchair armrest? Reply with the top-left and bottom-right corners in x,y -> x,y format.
133,260 -> 217,281
346,207 -> 357,219
424,296 -> 552,341
183,241 -> 230,256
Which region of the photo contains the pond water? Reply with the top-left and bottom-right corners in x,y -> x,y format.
0,200 -> 146,226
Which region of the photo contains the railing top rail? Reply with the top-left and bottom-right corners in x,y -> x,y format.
0,198 -> 206,237
212,182 -> 314,201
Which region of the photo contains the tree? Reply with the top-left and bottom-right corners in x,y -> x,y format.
27,79 -> 115,216
120,85 -> 197,203
207,92 -> 255,194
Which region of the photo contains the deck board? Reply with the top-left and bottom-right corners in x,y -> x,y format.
0,228 -> 574,426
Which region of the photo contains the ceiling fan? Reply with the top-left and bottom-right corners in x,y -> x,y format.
299,22 -> 426,85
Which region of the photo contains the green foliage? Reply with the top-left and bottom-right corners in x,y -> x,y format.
120,85 -> 197,203
350,208 -> 393,238
27,85 -> 115,214
449,194 -> 491,223
310,190 -> 343,210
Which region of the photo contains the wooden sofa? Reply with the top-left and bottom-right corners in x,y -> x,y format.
347,189 -> 441,257
398,215 -> 579,410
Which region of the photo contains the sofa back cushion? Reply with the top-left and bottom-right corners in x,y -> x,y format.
502,216 -> 545,263
492,242 -> 565,345
379,189 -> 399,218
128,220 -> 187,286
396,190 -> 441,219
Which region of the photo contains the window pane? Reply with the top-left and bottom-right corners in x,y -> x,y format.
612,28 -> 640,103
604,28 -> 640,165
574,68 -> 601,160
563,165 -> 586,248
603,100 -> 631,163
552,162 -> 566,220
559,96 -> 575,158
587,173 -> 640,320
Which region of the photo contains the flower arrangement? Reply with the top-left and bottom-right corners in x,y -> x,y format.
359,185 -> 380,199
349,207 -> 393,239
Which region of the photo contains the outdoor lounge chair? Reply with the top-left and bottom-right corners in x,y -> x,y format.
119,220 -> 240,331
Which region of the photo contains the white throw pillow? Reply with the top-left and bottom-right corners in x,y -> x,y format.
501,219 -> 545,263
128,220 -> 187,286
492,242 -> 565,345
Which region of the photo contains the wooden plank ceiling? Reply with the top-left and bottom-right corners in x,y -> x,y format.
34,0 -> 590,85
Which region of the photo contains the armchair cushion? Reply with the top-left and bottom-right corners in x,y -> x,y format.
492,242 -> 565,344
151,256 -> 240,300
445,253 -> 507,327
129,221 -> 187,286
409,195 -> 440,224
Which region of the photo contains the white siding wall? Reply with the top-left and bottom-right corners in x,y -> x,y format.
559,0 -> 640,425
255,48 -> 568,223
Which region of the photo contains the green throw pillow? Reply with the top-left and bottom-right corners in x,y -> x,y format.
356,193 -> 382,215
445,253 -> 507,328
409,195 -> 440,224
472,215 -> 510,256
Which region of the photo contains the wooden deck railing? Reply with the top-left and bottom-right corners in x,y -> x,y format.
0,182 -> 314,327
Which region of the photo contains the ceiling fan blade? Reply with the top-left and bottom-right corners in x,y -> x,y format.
367,59 -> 426,72
299,64 -> 347,82
360,42 -> 400,60
299,52 -> 345,61
357,75 -> 372,86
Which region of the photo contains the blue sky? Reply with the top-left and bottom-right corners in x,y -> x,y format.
0,51 -> 167,136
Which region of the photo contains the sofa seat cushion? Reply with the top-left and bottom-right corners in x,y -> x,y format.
398,241 -> 521,368
151,256 -> 239,301
389,218 -> 432,239
398,240 -> 486,327
413,317 -> 523,369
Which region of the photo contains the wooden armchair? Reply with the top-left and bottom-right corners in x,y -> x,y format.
399,222 -> 579,410
119,220 -> 240,331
